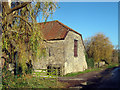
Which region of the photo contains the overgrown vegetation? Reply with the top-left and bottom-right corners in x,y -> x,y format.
85,53 -> 94,69
2,2 -> 57,74
1,1 -> 61,88
2,71 -> 67,88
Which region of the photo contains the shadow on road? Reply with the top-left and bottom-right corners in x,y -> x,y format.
79,66 -> 120,89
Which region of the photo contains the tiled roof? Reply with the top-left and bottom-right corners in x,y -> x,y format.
38,20 -> 82,40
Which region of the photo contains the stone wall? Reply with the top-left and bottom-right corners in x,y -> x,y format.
33,40 -> 65,75
64,31 -> 88,75
33,31 -> 88,75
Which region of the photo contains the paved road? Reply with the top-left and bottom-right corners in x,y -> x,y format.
58,66 -> 120,89
81,67 -> 120,89
97,67 -> 120,88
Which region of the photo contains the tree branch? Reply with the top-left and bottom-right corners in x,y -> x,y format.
13,15 -> 33,31
7,2 -> 31,16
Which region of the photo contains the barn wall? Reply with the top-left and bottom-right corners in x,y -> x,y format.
64,31 -> 87,75
33,40 -> 65,75
33,31 -> 88,75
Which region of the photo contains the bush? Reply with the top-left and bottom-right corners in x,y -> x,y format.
85,53 -> 94,69
87,58 -> 94,68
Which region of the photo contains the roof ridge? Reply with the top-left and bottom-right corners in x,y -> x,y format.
38,20 -> 58,24
38,20 -> 82,36
55,20 -> 82,36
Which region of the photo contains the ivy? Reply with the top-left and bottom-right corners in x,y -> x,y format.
2,2 -> 58,74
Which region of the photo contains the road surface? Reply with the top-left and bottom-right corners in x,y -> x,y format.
97,67 -> 120,88
81,66 -> 120,89
58,66 -> 120,89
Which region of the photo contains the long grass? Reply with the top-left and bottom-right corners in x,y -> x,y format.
2,63 -> 119,88
2,71 -> 67,88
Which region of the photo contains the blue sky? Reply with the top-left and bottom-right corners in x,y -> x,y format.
38,2 -> 118,47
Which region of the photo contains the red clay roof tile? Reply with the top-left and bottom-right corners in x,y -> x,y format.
38,20 -> 82,40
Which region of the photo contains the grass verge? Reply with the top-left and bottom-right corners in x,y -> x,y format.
63,63 -> 119,77
63,68 -> 101,77
106,63 -> 119,68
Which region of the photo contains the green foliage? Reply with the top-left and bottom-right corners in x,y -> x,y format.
2,2 -> 58,74
64,63 -> 119,77
85,53 -> 94,69
32,69 -> 59,78
64,68 -> 101,77
106,63 -> 119,68
2,60 -> 8,72
87,58 -> 94,69
2,71 -> 66,88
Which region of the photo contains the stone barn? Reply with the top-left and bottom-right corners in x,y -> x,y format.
33,20 -> 88,75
